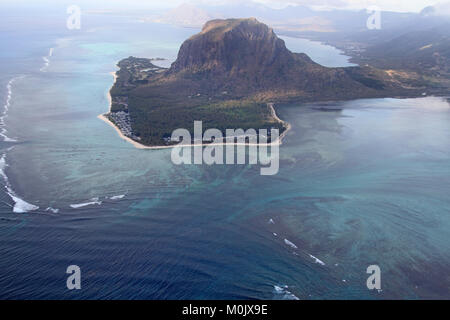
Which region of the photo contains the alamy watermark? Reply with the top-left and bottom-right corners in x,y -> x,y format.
366,265 -> 382,292
66,5 -> 81,30
66,265 -> 81,290
170,121 -> 280,176
366,6 -> 381,30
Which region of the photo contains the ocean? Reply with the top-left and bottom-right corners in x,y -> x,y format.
0,6 -> 449,299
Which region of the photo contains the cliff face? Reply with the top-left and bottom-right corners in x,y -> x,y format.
167,18 -> 323,94
170,18 -> 297,75
163,18 -> 407,99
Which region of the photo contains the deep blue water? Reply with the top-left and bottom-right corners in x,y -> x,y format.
0,5 -> 449,300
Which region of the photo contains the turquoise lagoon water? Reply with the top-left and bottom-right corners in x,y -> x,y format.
281,35 -> 356,67
0,9 -> 449,299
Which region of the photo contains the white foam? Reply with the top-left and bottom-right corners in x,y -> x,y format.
0,154 -> 39,213
0,76 -> 23,142
7,188 -> 39,213
309,254 -> 326,266
40,47 -> 54,72
0,155 -> 8,180
268,218 -> 275,224
45,207 -> 60,214
0,133 -> 17,142
110,194 -> 125,200
70,198 -> 102,209
284,239 -> 298,249
273,285 -> 300,300
273,285 -> 284,293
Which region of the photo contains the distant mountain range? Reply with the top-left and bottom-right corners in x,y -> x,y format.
153,3 -> 213,28
354,24 -> 450,77
151,2 -> 449,33
150,2 -> 336,32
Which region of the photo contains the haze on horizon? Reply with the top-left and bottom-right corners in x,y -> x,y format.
3,0 -> 450,14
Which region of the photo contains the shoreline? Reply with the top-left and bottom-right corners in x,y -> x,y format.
98,71 -> 292,150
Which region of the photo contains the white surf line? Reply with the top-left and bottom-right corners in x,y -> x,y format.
0,76 -> 23,142
284,238 -> 298,249
70,197 -> 102,209
308,254 -> 326,266
281,236 -> 326,266
99,72 -> 291,150
109,194 -> 125,200
40,47 -> 54,72
70,193 -> 126,209
273,285 -> 300,300
0,48 -> 55,212
0,153 -> 39,213
45,207 -> 60,214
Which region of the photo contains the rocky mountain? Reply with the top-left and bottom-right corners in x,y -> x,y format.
161,18 -> 416,101
167,18 -> 304,92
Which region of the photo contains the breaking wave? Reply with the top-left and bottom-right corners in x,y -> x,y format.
0,153 -> 39,213
110,194 -> 125,200
284,238 -> 298,249
308,254 -> 326,266
45,207 -> 60,214
70,197 -> 102,209
40,47 -> 54,72
0,77 -> 22,142
273,285 -> 300,300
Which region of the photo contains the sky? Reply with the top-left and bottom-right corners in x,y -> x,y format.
2,0 -> 449,13
111,0 -> 449,13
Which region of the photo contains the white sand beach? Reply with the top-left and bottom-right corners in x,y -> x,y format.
98,71 -> 291,150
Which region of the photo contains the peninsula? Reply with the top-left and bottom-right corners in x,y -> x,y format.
101,18 -> 441,148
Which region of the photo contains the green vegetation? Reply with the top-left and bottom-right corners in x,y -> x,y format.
128,95 -> 284,146
109,56 -> 287,146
